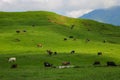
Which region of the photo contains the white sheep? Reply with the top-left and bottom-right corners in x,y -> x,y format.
8,57 -> 16,62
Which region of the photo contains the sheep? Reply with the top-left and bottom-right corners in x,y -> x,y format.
8,57 -> 16,62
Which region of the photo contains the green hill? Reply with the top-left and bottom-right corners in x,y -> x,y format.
0,11 -> 120,80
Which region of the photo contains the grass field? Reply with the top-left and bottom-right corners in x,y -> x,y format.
0,11 -> 120,80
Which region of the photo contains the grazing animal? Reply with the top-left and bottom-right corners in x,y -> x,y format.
37,44 -> 42,47
71,25 -> 75,29
69,36 -> 74,38
107,61 -> 117,66
15,38 -> 20,42
8,57 -> 16,62
70,50 -> 75,54
86,39 -> 90,42
103,40 -> 107,43
62,62 -> 70,66
23,30 -> 26,32
93,61 -> 100,66
16,30 -> 20,33
64,38 -> 67,41
44,62 -> 52,67
11,64 -> 18,69
46,50 -> 53,56
98,52 -> 102,56
54,52 -> 57,55
32,24 -> 35,27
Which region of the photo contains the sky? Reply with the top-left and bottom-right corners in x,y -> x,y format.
0,0 -> 120,18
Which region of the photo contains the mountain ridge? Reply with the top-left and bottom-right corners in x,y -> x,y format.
80,6 -> 120,26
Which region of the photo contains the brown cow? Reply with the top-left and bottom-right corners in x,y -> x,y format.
46,50 -> 53,56
37,44 -> 42,47
62,61 -> 70,66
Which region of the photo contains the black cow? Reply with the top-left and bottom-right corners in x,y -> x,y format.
98,52 -> 102,56
71,50 -> 75,54
11,64 -> 18,69
103,40 -> 107,43
64,38 -> 67,41
23,30 -> 27,32
69,36 -> 74,38
16,30 -> 20,33
44,62 -> 53,67
54,52 -> 57,55
93,61 -> 100,66
107,61 -> 117,66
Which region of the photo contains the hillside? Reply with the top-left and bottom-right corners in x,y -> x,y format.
0,11 -> 120,80
0,11 -> 120,53
80,6 -> 120,26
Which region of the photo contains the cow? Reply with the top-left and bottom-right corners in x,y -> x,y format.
107,61 -> 117,66
14,38 -> 20,42
64,38 -> 67,41
44,62 -> 53,67
62,62 -> 70,66
69,36 -> 74,38
37,44 -> 42,47
93,61 -> 101,66
32,24 -> 35,27
11,64 -> 18,69
46,50 -> 53,56
103,40 -> 107,43
54,52 -> 57,55
71,25 -> 75,29
70,50 -> 75,54
23,30 -> 27,32
98,52 -> 102,56
16,30 -> 20,33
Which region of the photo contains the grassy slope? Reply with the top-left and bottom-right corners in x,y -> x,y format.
0,11 -> 120,80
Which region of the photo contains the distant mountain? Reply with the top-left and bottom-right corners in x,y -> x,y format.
80,6 -> 120,26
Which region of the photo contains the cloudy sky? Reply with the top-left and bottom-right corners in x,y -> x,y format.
0,0 -> 120,18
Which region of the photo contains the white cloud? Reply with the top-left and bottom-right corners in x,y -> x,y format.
65,9 -> 93,18
0,0 -> 120,17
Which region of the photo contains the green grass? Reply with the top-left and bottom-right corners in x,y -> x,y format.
0,11 -> 120,80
